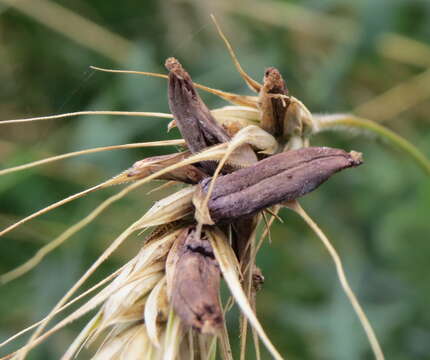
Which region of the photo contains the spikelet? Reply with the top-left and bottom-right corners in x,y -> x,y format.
58,58 -> 362,360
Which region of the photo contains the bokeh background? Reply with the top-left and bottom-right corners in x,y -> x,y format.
1,0 -> 430,359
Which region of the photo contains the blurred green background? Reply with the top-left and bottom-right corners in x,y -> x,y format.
1,0 -> 430,359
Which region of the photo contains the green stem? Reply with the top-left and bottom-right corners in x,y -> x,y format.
313,114 -> 430,176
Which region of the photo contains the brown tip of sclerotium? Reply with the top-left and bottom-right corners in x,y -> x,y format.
349,151 -> 363,166
263,66 -> 287,93
165,57 -> 187,79
264,67 -> 282,82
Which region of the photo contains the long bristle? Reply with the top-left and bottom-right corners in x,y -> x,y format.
210,15 -> 262,93
0,110 -> 172,125
0,140 -> 184,177
286,201 -> 385,360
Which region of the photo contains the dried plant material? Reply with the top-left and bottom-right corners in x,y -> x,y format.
287,201 -> 385,360
283,97 -> 314,147
98,262 -> 164,330
146,180 -> 177,195
255,206 -> 281,253
3,83 -> 271,247
106,141 -> 240,186
123,229 -> 182,285
167,118 -> 177,132
210,15 -> 262,93
0,140 -> 184,177
0,110 -> 173,125
207,227 -> 283,360
218,306 -> 234,360
211,106 -> 260,137
111,151 -> 208,185
0,179 -> 168,285
192,185 -> 216,225
61,312 -> 102,360
204,147 -> 363,222
92,324 -> 150,360
133,186 -> 195,229
90,65 -> 259,108
74,267 -> 162,345
212,106 -> 260,123
59,229 -> 181,358
258,67 -> 290,137
12,214 -> 177,359
7,14 -> 430,360
216,115 -> 255,137
144,277 -> 168,347
168,226 -> 223,334
102,297 -> 147,326
5,153 -> 208,269
0,263 -> 130,353
9,265 -> 143,358
0,139 -> 192,239
191,59 -> 313,150
0,181 -> 107,238
228,124 -> 278,156
236,218 -> 260,360
0,191 -> 119,283
46,229 -> 181,359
